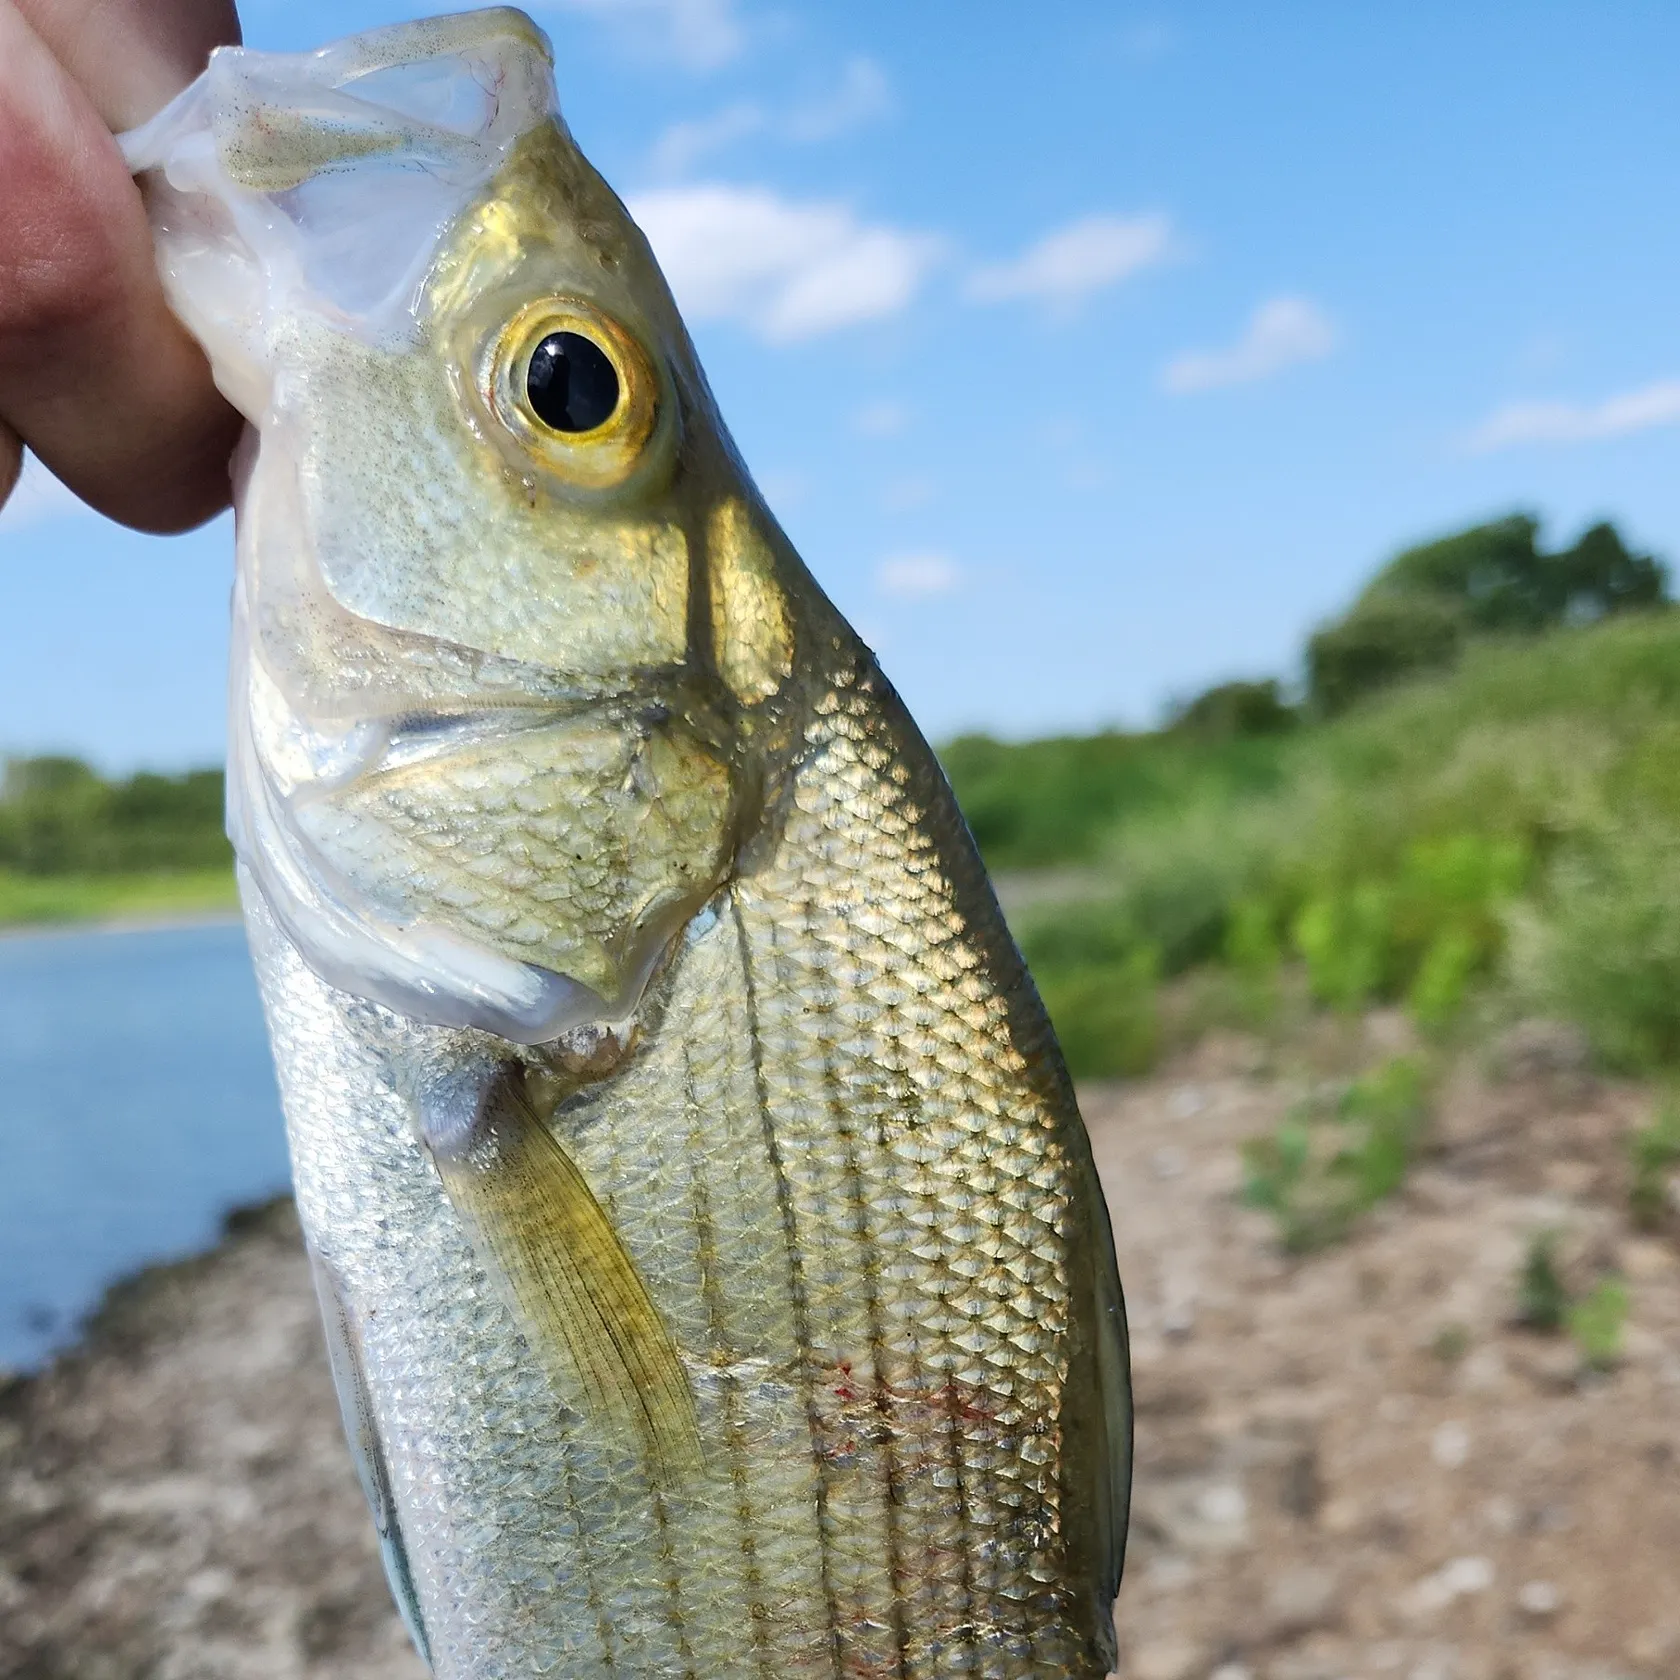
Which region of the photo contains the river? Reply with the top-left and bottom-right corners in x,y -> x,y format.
0,920 -> 290,1372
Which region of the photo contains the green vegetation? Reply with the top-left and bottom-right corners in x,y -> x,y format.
1516,1232 -> 1569,1333
944,516 -> 1680,1093
941,512 -> 1680,1253
1568,1276 -> 1630,1371
1629,1100 -> 1680,1229
1306,515 -> 1664,715
1513,1231 -> 1629,1370
0,757 -> 233,926
1431,1323 -> 1471,1364
1239,1056 -> 1429,1251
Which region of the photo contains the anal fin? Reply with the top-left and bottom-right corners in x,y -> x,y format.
309,1248 -> 435,1672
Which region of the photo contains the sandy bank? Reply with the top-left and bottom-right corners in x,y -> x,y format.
2,1026 -> 1675,1679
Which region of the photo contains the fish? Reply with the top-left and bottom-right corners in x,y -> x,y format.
120,12 -> 1131,1676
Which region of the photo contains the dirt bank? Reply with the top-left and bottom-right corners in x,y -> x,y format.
2,1023 -> 1672,1679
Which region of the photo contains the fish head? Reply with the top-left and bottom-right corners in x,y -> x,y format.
124,10 -> 830,1042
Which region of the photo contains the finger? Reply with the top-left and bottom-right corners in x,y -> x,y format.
18,0 -> 240,132
0,1 -> 241,532
0,419 -> 21,516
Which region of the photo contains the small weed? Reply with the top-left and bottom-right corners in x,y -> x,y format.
1242,1056 -> 1430,1252
1292,887 -> 1393,1011
1628,1101 -> 1680,1229
1432,1322 -> 1471,1364
1567,1276 -> 1630,1371
1407,926 -> 1480,1033
1516,1232 -> 1568,1332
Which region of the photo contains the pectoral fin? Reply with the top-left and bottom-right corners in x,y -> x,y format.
423,1067 -> 702,1483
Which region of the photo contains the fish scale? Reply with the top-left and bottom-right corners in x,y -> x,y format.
123,10 -> 1129,1675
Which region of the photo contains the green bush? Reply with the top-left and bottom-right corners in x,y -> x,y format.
1516,1232 -> 1568,1332
1306,592 -> 1464,717
1032,946 -> 1160,1080
949,588 -> 1680,1080
1242,1057 -> 1429,1251
1169,678 -> 1299,740
1407,927 -> 1480,1030
1373,515 -> 1549,631
0,756 -> 230,875
1291,886 -> 1393,1010
1303,515 -> 1667,716
941,729 -> 1290,872
1628,1101 -> 1680,1229
1512,830 -> 1680,1071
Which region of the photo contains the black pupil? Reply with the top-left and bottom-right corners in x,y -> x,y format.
526,331 -> 620,433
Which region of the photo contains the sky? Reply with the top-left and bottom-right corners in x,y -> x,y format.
8,1 -> 1680,770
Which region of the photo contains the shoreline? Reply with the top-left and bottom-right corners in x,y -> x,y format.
5,1039 -> 1678,1676
0,907 -> 243,942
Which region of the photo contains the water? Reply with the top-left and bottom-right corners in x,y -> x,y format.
0,920 -> 290,1372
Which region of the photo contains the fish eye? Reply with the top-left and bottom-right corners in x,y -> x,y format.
526,331 -> 620,434
484,299 -> 659,491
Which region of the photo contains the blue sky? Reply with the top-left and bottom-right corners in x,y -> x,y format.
8,0 -> 1680,769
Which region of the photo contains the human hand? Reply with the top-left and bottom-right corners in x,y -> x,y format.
0,0 -> 242,532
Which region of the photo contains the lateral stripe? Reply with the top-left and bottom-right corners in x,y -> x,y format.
682,1042 -> 776,1680
808,894 -> 913,1680
732,888 -> 844,1679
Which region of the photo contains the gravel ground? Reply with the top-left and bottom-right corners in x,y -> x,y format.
1,1017 -> 1673,1680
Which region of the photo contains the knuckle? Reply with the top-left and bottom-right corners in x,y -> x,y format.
0,118 -> 130,351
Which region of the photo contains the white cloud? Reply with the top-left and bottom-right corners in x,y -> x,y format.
876,551 -> 960,599
1465,378 -> 1680,453
629,184 -> 941,342
784,56 -> 892,142
648,57 -> 890,177
0,452 -> 91,534
965,213 -> 1175,308
1162,296 -> 1338,393
541,0 -> 745,72
647,103 -> 764,176
854,399 -> 908,437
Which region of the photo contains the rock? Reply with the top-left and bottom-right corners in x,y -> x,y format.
1431,1420 -> 1471,1469
1262,1565 -> 1341,1638
1513,1339 -> 1583,1394
1403,1555 -> 1495,1617
1152,1146 -> 1188,1180
1167,1086 -> 1206,1120
1127,1635 -> 1203,1680
1133,1477 -> 1252,1556
1517,1579 -> 1562,1618
1488,1018 -> 1591,1082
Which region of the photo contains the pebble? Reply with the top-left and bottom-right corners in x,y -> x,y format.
1517,1579 -> 1561,1617
1127,1636 -> 1202,1680
1263,1564 -> 1341,1637
1431,1420 -> 1470,1469
1196,1483 -> 1248,1527
1152,1146 -> 1188,1180
1405,1554 -> 1494,1616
